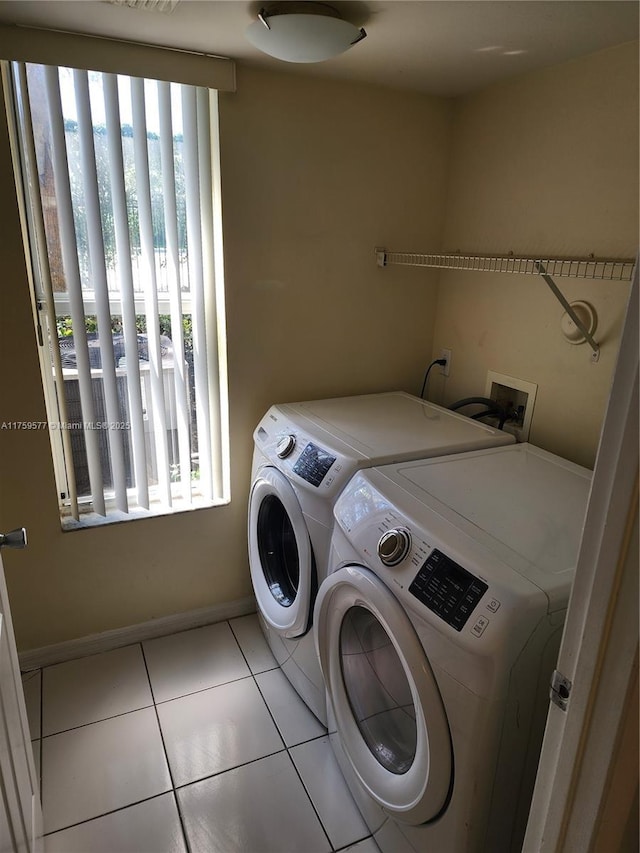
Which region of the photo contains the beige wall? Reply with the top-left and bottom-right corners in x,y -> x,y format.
428,41 -> 639,468
0,65 -> 451,650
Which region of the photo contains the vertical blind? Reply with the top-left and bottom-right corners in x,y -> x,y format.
11,61 -> 229,522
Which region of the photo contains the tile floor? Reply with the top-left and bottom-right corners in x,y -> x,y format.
21,614 -> 379,853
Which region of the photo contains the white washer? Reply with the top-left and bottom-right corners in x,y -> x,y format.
248,391 -> 514,725
315,443 -> 591,851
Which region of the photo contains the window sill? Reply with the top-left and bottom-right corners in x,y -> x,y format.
60,496 -> 229,531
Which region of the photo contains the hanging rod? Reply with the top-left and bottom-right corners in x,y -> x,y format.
375,249 -> 635,282
375,248 -> 637,363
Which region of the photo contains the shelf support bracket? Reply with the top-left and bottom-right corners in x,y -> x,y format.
376,248 -> 387,267
535,262 -> 600,362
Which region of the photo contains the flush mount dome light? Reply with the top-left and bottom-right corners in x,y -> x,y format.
246,3 -> 367,63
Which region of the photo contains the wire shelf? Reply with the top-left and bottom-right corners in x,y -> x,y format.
375,249 -> 635,282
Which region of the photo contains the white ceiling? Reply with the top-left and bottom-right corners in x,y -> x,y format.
0,0 -> 636,96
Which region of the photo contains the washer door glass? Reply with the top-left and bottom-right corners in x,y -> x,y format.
340,605 -> 416,774
315,564 -> 452,825
248,466 -> 313,638
257,493 -> 299,607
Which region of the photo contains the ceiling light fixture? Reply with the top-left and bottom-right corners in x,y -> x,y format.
246,3 -> 367,64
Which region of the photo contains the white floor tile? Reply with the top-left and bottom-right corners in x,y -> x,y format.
255,667 -> 325,747
42,707 -> 171,834
157,676 -> 284,787
44,793 -> 186,853
42,645 -> 153,736
290,736 -> 369,850
143,622 -> 250,703
21,670 -> 41,740
178,751 -> 331,853
229,613 -> 277,673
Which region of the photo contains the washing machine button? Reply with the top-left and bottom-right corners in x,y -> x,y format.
471,615 -> 490,637
486,598 -> 501,613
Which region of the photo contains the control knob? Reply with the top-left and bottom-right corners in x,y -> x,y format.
377,528 -> 411,567
276,434 -> 296,459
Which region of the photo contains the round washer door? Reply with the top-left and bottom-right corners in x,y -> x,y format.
248,466 -> 313,638
315,564 -> 452,825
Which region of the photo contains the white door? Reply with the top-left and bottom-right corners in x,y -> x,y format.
0,532 -> 43,853
315,564 -> 452,825
523,264 -> 639,851
248,467 -> 314,638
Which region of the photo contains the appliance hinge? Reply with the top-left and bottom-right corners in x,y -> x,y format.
550,669 -> 572,711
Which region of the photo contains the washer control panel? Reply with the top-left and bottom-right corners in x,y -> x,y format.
293,442 -> 337,487
409,549 -> 488,632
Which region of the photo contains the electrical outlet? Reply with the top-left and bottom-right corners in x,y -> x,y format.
439,348 -> 451,376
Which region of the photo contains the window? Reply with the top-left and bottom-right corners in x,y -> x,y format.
8,61 -> 229,525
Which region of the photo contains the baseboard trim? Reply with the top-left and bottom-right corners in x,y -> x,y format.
19,596 -> 257,671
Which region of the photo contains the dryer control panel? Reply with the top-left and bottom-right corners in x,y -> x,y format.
253,407 -> 356,500
409,549 -> 488,631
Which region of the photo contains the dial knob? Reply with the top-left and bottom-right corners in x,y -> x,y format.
276,434 -> 296,459
377,528 -> 411,566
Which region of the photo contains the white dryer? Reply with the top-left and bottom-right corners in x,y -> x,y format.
315,443 -> 591,851
248,392 -> 514,725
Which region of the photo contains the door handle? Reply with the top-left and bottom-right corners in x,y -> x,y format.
0,528 -> 27,549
